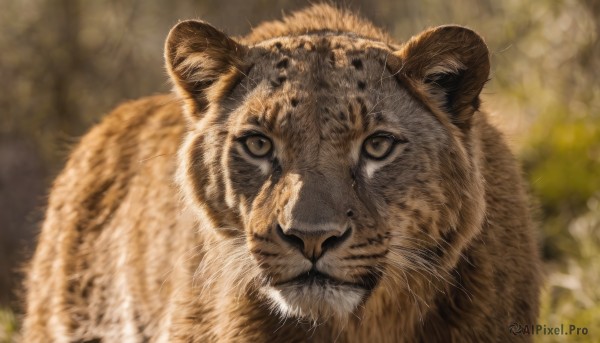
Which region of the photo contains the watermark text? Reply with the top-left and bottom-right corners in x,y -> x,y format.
509,323 -> 589,336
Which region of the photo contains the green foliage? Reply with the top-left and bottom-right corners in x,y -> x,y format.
524,114 -> 600,215
0,307 -> 18,343
521,112 -> 600,261
537,198 -> 600,342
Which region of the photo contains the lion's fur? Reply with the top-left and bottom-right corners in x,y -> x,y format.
23,4 -> 541,342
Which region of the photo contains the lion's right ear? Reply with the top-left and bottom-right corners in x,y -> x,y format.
391,26 -> 489,130
165,20 -> 248,117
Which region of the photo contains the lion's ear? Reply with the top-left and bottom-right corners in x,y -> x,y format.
394,25 -> 489,129
165,20 -> 248,117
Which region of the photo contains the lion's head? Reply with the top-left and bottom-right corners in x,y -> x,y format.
166,18 -> 489,322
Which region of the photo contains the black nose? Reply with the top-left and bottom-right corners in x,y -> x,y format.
276,224 -> 352,261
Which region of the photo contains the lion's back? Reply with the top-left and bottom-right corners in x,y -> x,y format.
22,94 -> 195,342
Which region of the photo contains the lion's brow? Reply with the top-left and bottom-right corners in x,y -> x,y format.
248,102 -> 283,131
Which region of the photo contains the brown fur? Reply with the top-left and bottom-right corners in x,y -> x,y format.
23,4 -> 541,342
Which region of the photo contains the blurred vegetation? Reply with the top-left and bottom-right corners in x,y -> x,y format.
0,0 -> 598,342
0,308 -> 18,343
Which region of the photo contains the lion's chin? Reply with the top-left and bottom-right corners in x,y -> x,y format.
264,283 -> 366,321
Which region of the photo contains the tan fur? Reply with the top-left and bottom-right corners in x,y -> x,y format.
23,4 -> 541,342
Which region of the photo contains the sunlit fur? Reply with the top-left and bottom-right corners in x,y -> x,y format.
23,4 -> 541,343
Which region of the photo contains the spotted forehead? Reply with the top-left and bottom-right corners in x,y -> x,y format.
237,34 -> 403,136
251,34 -> 396,74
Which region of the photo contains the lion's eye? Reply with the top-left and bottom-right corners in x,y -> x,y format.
243,135 -> 273,158
362,134 -> 396,160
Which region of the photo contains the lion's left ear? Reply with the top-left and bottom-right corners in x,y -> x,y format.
393,25 -> 490,129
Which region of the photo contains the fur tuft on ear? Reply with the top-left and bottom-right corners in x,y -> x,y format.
165,20 -> 248,117
395,25 -> 490,129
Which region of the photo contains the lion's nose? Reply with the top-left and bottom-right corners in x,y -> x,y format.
276,224 -> 352,261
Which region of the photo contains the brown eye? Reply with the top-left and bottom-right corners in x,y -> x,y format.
243,135 -> 273,158
362,134 -> 396,160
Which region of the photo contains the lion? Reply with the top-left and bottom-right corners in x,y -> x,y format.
22,4 -> 541,342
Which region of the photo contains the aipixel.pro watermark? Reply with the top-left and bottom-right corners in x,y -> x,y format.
509,322 -> 589,336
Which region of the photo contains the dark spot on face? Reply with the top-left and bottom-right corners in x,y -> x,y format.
244,63 -> 255,77
358,81 -> 366,90
274,42 -> 282,49
328,51 -> 336,66
252,232 -> 274,243
356,97 -> 368,116
251,249 -> 279,258
276,58 -> 289,69
339,111 -> 346,120
350,169 -> 356,180
418,222 -> 430,233
291,98 -> 299,107
271,159 -> 283,183
434,246 -> 445,258
372,111 -> 383,123
270,76 -> 287,88
352,59 -> 363,70
248,116 -> 261,126
441,228 -> 457,246
266,102 -> 282,130
346,209 -> 354,217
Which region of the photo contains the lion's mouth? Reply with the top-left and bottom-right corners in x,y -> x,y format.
265,268 -> 376,319
273,268 -> 372,290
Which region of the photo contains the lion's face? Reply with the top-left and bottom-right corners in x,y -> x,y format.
167,22 -> 489,321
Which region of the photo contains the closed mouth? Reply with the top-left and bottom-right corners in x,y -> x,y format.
273,268 -> 365,289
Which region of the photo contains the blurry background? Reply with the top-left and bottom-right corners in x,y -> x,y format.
1,0 -> 598,341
